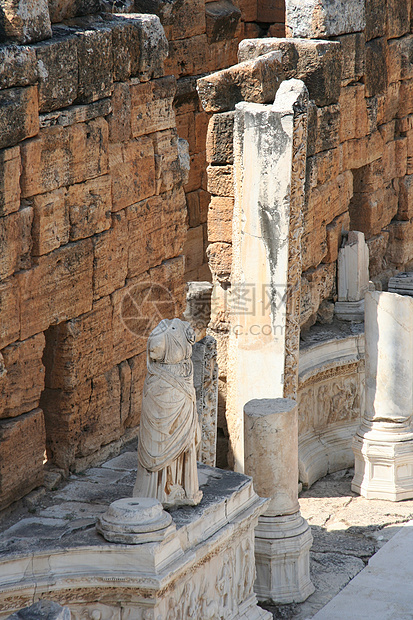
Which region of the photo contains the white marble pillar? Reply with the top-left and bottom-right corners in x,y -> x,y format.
352,291 -> 413,500
227,79 -> 308,472
335,231 -> 369,321
244,398 -> 314,603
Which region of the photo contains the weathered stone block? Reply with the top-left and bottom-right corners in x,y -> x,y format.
183,224 -> 205,274
75,26 -> 113,104
386,219 -> 413,265
18,239 -> 93,340
300,263 -> 336,327
7,600 -> 71,620
109,137 -> 155,211
387,35 -> 413,84
208,196 -> 234,243
197,52 -> 284,113
365,0 -> 386,40
206,0 -> 241,43
307,103 -> 340,156
398,174 -> 413,220
367,231 -> 389,277
127,352 -> 146,428
0,334 -> 45,418
0,85 -> 38,150
333,32 -> 365,86
186,189 -> 210,228
398,78 -> 413,118
0,0 -> 52,44
207,164 -> 234,196
108,82 -> 131,143
238,38 -> 341,107
93,211 -> 129,300
0,409 -> 45,510
349,185 -> 398,236
0,45 -> 37,90
340,131 -> 384,170
31,187 -> 69,256
48,0 -> 100,22
67,175 -> 112,241
0,146 -> 21,216
387,0 -> 411,39
130,76 -> 176,138
339,84 -> 368,141
307,148 -> 340,188
20,119 -> 109,197
206,112 -> 234,164
301,227 -> 327,272
34,33 -> 78,113
323,212 -> 350,263
0,277 -> 20,350
353,159 -> 385,194
0,207 -> 33,280
152,129 -> 183,194
44,297 -> 113,391
258,0 -> 285,22
134,0 -> 205,41
285,0 -> 365,38
236,0 -> 258,21
207,241 -> 232,282
365,38 -> 387,97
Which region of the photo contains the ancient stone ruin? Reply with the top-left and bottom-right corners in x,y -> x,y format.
2,0 -> 413,617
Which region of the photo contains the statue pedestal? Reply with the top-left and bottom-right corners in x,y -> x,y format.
0,465 -> 271,620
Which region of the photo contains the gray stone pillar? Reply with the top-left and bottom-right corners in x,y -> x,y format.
244,398 -> 314,603
352,291 -> 413,500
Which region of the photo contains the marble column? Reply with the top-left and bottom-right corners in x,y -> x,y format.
335,231 -> 369,322
227,78 -> 308,472
352,291 -> 413,501
244,398 -> 314,603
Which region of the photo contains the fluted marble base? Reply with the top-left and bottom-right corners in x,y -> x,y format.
254,512 -> 314,604
352,433 -> 413,501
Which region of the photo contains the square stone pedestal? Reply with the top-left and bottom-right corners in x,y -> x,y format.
254,514 -> 314,604
334,299 -> 365,322
352,434 -> 413,501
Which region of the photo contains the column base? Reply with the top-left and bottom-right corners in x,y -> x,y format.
334,299 -> 364,322
352,433 -> 413,501
254,513 -> 314,604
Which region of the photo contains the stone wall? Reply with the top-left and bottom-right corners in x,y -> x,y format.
199,0 -> 413,468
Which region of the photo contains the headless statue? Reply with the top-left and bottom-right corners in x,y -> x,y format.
133,318 -> 203,509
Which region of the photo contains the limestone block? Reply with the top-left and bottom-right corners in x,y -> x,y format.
31,187 -> 70,256
108,83 -> 131,143
67,175 -> 112,241
18,239 -> 93,340
0,0 -> 52,44
165,34 -> 208,79
208,196 -> 234,243
398,78 -> 413,118
300,263 -> 336,327
365,0 -> 386,40
184,282 -> 213,340
285,0 -> 365,38
306,103 -> 340,157
366,231 -> 389,277
34,34 -> 78,113
197,52 -> 284,113
20,119 -> 109,198
130,76 -> 176,138
333,32 -> 365,86
0,146 -> 21,217
184,225 -> 205,275
0,207 -> 33,280
397,174 -> 413,220
236,0 -> 258,21
206,111 -> 235,164
186,189 -> 209,228
365,38 -> 387,98
152,129 -> 183,194
44,297 -> 114,391
0,85 -> 38,150
307,149 -> 340,189
238,38 -> 341,107
207,164 -> 233,196
92,212 -> 129,300
75,26 -> 113,103
105,136 -> 154,211
386,219 -> 413,265
258,0 -> 285,22
337,231 -> 369,303
353,159 -> 385,194
349,184 -> 398,236
134,0 -> 205,41
48,0 -> 100,22
387,35 -> 413,85
340,131 -> 384,171
0,45 -> 37,90
205,0 -> 241,43
0,277 -> 20,350
128,352 -> 146,427
0,409 -> 45,510
206,242 -> 232,282
7,600 -> 71,620
323,212 -> 350,264
104,15 -> 141,83
387,0 -> 411,39
339,84 -> 368,141
0,334 -> 45,419
39,98 -> 111,129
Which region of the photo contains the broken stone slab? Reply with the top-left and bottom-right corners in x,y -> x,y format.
285,0 -> 366,38
205,0 -> 241,43
0,0 -> 52,44
238,38 -> 341,107
388,271 -> 413,296
6,600 -> 71,620
197,51 -> 284,113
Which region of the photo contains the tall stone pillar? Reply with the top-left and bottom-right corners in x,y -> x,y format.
352,291 -> 413,501
244,398 -> 314,603
335,231 -> 369,321
227,79 -> 308,472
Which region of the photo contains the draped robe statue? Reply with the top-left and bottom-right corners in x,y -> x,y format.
133,318 -> 203,509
